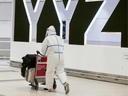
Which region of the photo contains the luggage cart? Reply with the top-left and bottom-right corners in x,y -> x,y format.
25,51 -> 56,90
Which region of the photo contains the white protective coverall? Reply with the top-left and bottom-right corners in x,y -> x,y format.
41,26 -> 68,89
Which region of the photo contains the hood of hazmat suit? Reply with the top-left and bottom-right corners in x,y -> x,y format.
45,26 -> 56,37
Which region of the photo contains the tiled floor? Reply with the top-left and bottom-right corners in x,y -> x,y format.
0,60 -> 128,96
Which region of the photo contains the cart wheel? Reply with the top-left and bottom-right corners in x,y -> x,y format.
53,78 -> 57,89
29,83 -> 32,86
34,79 -> 38,85
53,83 -> 57,89
35,85 -> 39,91
34,79 -> 39,90
31,85 -> 35,89
29,83 -> 35,90
31,85 -> 39,90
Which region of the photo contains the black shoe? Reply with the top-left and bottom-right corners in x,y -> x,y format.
44,88 -> 48,90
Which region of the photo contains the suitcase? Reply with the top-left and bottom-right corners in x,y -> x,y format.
25,68 -> 35,83
21,54 -> 36,77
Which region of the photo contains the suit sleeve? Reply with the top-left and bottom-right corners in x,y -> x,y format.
41,37 -> 48,56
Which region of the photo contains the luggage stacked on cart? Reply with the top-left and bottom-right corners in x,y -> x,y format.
21,54 -> 36,78
21,51 -> 57,90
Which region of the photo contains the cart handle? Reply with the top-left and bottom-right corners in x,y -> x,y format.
36,50 -> 43,56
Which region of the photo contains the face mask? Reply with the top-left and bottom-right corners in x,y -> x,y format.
45,30 -> 48,37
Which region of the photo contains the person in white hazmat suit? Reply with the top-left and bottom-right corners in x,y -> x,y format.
41,25 -> 69,94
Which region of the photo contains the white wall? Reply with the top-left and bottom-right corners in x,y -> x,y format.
10,42 -> 128,76
10,42 -> 41,61
0,1 -> 12,38
64,45 -> 128,76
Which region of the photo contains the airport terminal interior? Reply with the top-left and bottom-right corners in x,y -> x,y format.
0,0 -> 128,96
